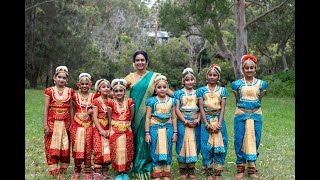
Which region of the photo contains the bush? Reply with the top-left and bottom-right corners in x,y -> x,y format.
262,69 -> 295,97
25,78 -> 30,89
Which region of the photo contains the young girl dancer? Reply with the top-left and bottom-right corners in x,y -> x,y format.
232,55 -> 268,180
92,79 -> 112,180
174,68 -> 200,180
70,73 -> 94,180
196,64 -> 229,180
43,65 -> 74,179
107,78 -> 135,180
145,75 -> 178,180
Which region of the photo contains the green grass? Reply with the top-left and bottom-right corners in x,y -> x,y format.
25,89 -> 295,180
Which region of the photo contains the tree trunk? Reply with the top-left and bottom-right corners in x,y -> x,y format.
234,0 -> 248,79
279,39 -> 289,71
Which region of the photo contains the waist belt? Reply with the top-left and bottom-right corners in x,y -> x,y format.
205,110 -> 220,116
152,116 -> 170,123
98,118 -> 108,127
74,115 -> 92,129
238,107 -> 260,113
111,120 -> 131,132
50,107 -> 69,114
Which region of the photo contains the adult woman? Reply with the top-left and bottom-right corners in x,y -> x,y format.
124,50 -> 173,179
231,55 -> 268,180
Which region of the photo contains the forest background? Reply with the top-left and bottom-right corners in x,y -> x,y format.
25,0 -> 295,179
25,0 -> 295,97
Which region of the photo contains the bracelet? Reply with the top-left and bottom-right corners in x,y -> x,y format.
184,121 -> 188,125
145,130 -> 150,134
173,131 -> 178,134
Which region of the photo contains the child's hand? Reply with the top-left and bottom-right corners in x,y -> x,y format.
44,126 -> 51,135
145,134 -> 151,144
172,133 -> 177,142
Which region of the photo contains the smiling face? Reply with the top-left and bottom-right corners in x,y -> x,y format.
113,87 -> 125,100
79,78 -> 90,93
98,82 -> 111,96
155,80 -> 168,98
183,74 -> 196,90
54,72 -> 68,86
242,60 -> 256,78
134,54 -> 148,70
206,69 -> 219,84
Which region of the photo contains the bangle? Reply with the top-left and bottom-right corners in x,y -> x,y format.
145,130 -> 150,133
205,123 -> 210,129
173,131 -> 178,134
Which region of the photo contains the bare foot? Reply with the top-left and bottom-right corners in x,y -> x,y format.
248,173 -> 262,179
207,175 -> 214,180
234,173 -> 244,180
189,174 -> 196,180
180,174 -> 187,180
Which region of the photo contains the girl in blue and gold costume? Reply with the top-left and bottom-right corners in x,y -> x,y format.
174,68 -> 200,180
145,75 -> 177,180
196,64 -> 228,180
232,55 -> 268,180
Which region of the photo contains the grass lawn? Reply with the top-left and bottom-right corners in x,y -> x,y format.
25,89 -> 295,180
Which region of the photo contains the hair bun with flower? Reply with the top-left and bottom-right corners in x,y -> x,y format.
94,79 -> 110,91
79,73 -> 91,80
55,65 -> 69,75
111,78 -> 127,89
241,54 -> 257,64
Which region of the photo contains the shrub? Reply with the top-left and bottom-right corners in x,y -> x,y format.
262,69 -> 295,97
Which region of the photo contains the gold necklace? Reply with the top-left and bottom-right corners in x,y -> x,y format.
243,77 -> 255,86
54,86 -> 67,105
78,93 -> 89,119
99,96 -> 108,113
115,98 -> 127,120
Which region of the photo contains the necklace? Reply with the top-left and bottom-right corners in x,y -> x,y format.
115,98 -> 127,120
99,96 -> 108,113
207,84 -> 217,93
184,88 -> 194,94
243,77 -> 255,86
78,93 -> 90,119
54,86 -> 67,105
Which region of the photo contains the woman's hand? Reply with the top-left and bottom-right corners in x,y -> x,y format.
145,134 -> 151,144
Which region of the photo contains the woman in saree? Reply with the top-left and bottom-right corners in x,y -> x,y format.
124,50 -> 173,179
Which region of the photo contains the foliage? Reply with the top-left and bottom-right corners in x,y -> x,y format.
262,69 -> 295,97
147,37 -> 193,90
25,89 -> 295,179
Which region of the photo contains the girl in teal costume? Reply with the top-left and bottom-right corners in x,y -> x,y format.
174,68 -> 200,180
145,75 -> 177,180
232,54 -> 268,180
196,64 -> 228,180
124,50 -> 173,179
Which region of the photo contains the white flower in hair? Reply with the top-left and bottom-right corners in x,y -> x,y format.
111,78 -> 127,88
182,67 -> 194,74
155,75 -> 167,82
94,79 -> 103,91
79,73 -> 91,80
56,66 -> 68,73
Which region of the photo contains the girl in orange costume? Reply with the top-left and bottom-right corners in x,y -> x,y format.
70,73 -> 95,180
107,78 -> 135,180
92,79 -> 112,179
43,65 -> 74,179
